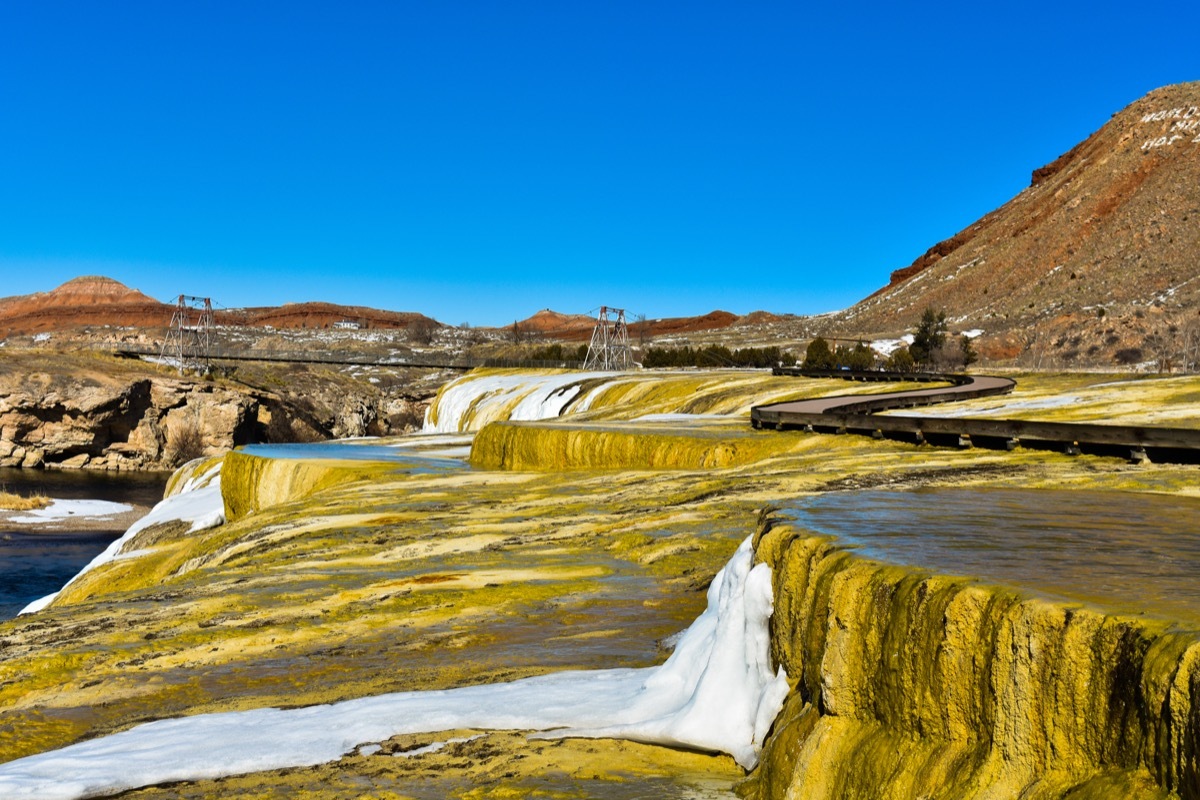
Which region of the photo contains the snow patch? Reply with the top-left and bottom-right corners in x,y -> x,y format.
8,499 -> 131,525
18,462 -> 226,615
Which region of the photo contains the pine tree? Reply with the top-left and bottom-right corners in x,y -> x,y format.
803,337 -> 835,370
910,308 -> 947,367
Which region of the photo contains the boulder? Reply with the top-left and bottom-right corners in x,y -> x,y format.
56,453 -> 91,469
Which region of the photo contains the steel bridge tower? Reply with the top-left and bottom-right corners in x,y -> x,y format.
583,306 -> 633,371
160,295 -> 213,373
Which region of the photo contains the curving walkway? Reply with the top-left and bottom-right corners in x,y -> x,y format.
751,370 -> 1200,465
756,371 -> 1015,415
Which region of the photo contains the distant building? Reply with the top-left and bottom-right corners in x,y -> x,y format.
333,320 -> 362,330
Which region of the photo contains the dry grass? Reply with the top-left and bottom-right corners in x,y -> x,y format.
0,490 -> 51,511
163,419 -> 207,467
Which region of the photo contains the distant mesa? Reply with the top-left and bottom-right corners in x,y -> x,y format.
515,309 -> 597,335
0,278 -> 750,341
512,308 -> 742,341
0,277 -> 439,336
0,276 -> 171,335
222,302 -> 439,331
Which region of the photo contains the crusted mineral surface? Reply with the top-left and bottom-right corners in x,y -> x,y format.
3,370 -> 1200,797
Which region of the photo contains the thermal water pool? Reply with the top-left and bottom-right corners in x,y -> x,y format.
788,488 -> 1200,626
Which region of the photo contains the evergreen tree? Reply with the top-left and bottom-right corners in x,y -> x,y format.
886,346 -> 915,372
833,342 -> 874,371
910,308 -> 947,366
802,337 -> 835,370
960,334 -> 979,368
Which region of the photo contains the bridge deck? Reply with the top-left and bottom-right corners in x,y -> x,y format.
105,344 -> 578,372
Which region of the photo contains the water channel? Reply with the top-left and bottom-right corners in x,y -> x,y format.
0,468 -> 169,619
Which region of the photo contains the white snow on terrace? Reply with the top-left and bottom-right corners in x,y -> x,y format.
390,434 -> 476,448
391,735 -> 483,759
18,461 -> 226,615
424,372 -> 620,433
0,537 -> 789,799
8,499 -> 131,525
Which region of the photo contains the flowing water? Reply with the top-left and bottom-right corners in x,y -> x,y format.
0,468 -> 168,619
240,442 -> 469,473
788,487 -> 1200,626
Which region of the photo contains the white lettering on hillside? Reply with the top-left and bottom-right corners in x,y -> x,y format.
1138,105 -> 1200,150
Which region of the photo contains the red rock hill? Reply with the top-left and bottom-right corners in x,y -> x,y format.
0,277 -> 440,335
0,276 -> 170,335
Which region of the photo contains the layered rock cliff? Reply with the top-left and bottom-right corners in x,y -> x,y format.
0,371 -> 263,470
0,351 -> 432,470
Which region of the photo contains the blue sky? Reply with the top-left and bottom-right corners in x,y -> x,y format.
1,2 -> 1196,327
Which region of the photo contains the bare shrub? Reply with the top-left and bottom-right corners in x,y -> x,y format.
164,419 -> 206,467
407,318 -> 439,345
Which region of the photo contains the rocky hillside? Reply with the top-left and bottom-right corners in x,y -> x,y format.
823,81 -> 1200,367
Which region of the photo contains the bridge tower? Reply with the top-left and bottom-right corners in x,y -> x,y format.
583,306 -> 633,371
160,295 -> 213,373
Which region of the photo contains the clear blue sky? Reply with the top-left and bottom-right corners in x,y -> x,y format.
1,2 -> 1196,327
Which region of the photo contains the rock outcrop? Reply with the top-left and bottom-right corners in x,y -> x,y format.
0,375 -> 263,470
0,352 -> 433,470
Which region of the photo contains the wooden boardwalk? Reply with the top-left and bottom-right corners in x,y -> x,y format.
752,369 -> 1200,465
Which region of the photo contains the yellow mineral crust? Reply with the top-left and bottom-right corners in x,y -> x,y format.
471,419 -> 805,470
746,523 -> 1196,800
221,449 -> 400,520
4,371 -> 1200,798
